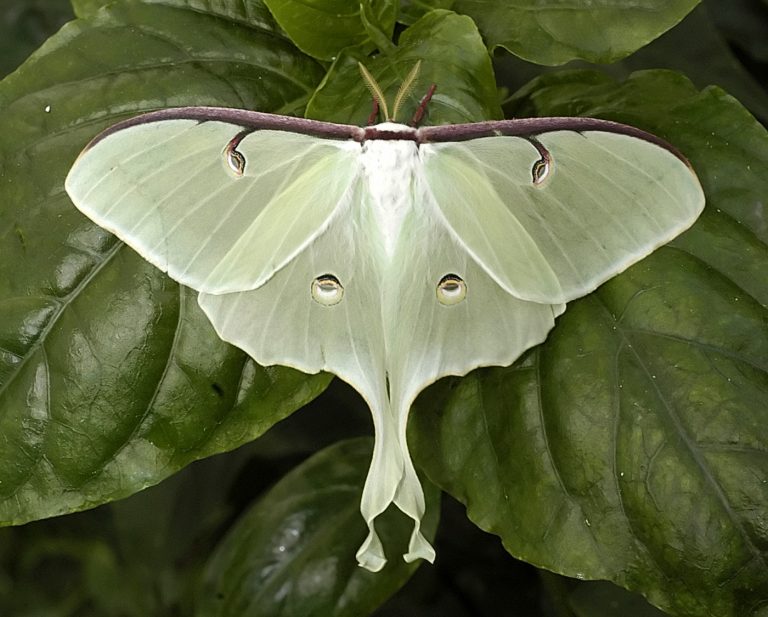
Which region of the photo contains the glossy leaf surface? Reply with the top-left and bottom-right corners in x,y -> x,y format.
262,0 -> 397,60
0,0 -> 328,525
453,0 -> 701,65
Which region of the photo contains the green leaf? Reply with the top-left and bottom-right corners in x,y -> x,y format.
397,0 -> 454,25
594,4 -> 768,125
360,0 -> 398,54
71,0 -> 279,29
262,0 -> 397,61
71,0 -> 111,17
410,70 -> 768,617
306,10 -> 501,124
195,438 -> 441,617
0,0 -> 73,78
452,0 -> 701,65
70,0 -> 117,17
567,580 -> 670,617
0,442 -> 268,617
0,0 -> 329,526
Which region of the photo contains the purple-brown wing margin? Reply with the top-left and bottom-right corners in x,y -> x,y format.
83,106 -> 366,152
415,117 -> 692,165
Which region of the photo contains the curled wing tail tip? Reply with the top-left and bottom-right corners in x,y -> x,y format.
356,530 -> 387,572
404,528 -> 436,564
355,522 -> 436,571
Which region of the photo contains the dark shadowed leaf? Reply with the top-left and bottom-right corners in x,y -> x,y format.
567,580 -> 671,617
195,438 -> 441,617
707,0 -> 768,64
613,3 -> 768,123
0,0 -> 73,78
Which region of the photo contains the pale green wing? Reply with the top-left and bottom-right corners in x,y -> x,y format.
197,182 -> 398,573
198,178 -> 566,573
65,120 -> 361,294
420,131 -> 705,304
381,189 -> 564,564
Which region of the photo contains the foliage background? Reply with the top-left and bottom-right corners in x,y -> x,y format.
0,0 -> 766,616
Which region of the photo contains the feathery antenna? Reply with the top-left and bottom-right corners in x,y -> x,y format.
358,62 -> 390,122
358,61 -> 432,124
392,60 -> 421,123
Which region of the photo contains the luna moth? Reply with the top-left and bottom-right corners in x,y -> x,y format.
64,64 -> 705,572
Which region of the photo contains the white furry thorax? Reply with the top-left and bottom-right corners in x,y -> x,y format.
361,124 -> 420,258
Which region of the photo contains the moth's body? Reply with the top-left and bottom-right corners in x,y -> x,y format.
65,105 -> 704,573
361,123 -> 420,259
